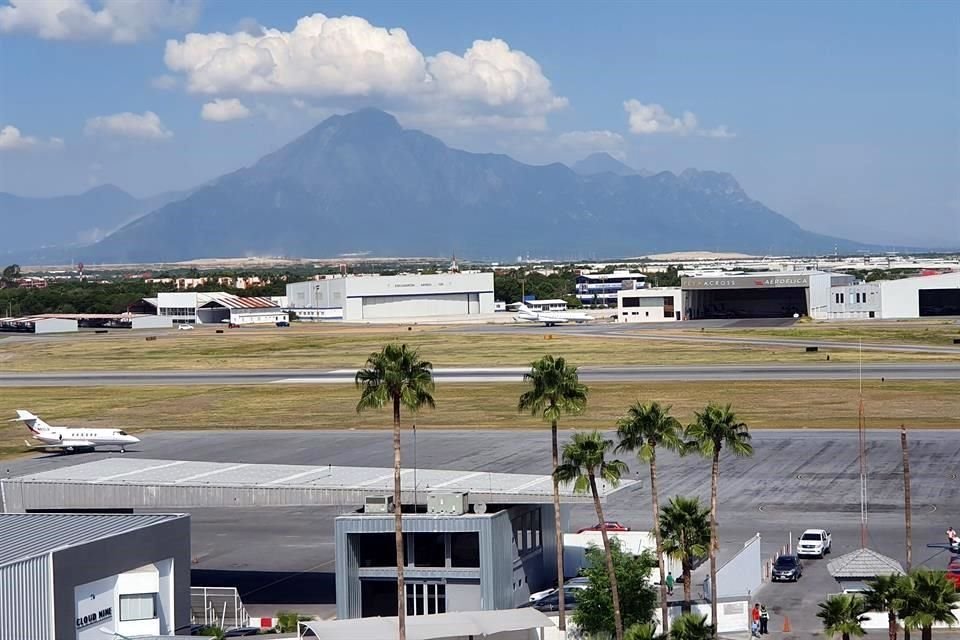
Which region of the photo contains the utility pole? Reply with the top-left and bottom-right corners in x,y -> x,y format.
901,424 -> 912,570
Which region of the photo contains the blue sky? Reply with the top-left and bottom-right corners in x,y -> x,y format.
0,0 -> 957,246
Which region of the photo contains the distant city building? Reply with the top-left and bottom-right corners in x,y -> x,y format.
576,271 -> 647,306
15,277 -> 47,289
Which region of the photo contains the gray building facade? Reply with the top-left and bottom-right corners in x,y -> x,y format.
0,513 -> 191,640
335,504 -> 563,619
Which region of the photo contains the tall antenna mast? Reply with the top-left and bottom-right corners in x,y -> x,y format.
858,338 -> 868,547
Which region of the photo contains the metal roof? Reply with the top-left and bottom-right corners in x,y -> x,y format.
198,293 -> 278,309
827,547 -> 905,579
0,513 -> 185,566
300,608 -> 552,639
2,458 -> 634,511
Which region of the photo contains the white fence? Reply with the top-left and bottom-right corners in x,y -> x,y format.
190,586 -> 248,631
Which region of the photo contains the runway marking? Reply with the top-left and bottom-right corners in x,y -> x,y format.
95,460 -> 188,483
176,463 -> 250,483
427,471 -> 488,489
355,469 -> 413,487
266,468 -> 331,485
274,376 -> 524,384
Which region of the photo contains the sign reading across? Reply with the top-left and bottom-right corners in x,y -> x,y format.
76,607 -> 112,629
682,275 -> 810,289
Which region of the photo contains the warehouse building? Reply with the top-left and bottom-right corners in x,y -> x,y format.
155,292 -> 287,325
619,270 -> 960,322
287,272 -> 494,322
0,512 -> 191,640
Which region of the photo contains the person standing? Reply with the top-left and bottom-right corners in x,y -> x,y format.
752,603 -> 761,638
760,604 -> 769,634
666,571 -> 675,596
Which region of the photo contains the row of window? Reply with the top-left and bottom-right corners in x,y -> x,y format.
357,532 -> 481,568
834,292 -> 871,304
406,582 -> 445,616
159,307 -> 196,316
512,509 -> 542,556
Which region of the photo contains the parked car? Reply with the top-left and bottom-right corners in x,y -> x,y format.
276,321 -> 290,327
177,324 -> 194,331
576,521 -> 630,533
771,554 -> 803,582
528,577 -> 591,602
797,529 -> 832,558
521,585 -> 582,612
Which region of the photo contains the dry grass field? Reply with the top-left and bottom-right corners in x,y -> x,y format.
686,320 -> 960,346
1,322 -> 957,372
2,379 -> 957,460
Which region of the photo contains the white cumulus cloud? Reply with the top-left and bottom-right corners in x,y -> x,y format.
151,74 -> 179,90
163,13 -> 566,130
624,99 -> 734,138
84,111 -> 173,139
0,125 -> 63,150
201,98 -> 252,122
0,0 -> 199,43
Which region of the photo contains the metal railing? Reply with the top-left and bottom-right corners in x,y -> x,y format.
190,586 -> 248,631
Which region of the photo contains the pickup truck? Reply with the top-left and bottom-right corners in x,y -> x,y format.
797,529 -> 832,558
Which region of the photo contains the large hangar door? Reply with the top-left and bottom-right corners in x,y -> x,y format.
919,289 -> 960,316
361,294 -> 469,319
688,287 -> 808,319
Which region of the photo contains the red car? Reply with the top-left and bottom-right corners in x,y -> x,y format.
948,557 -> 960,589
577,522 -> 630,534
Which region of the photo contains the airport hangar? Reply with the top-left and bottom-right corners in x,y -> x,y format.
286,272 -> 495,321
616,270 -> 960,322
0,512 -> 192,640
0,457 -> 629,621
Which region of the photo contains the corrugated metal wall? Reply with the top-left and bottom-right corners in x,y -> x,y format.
0,555 -> 52,640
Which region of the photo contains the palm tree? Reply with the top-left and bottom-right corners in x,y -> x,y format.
356,343 -> 435,640
554,430 -> 629,640
686,403 -> 753,637
670,613 -> 712,640
818,594 -> 867,640
625,622 -> 667,640
519,355 -> 587,630
865,574 -> 909,640
900,569 -> 960,640
616,401 -> 685,631
659,496 -> 711,612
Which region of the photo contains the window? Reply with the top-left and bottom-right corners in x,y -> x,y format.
412,533 -> 445,567
622,296 -> 640,308
450,532 -> 480,567
357,533 -> 398,567
120,593 -> 157,621
406,583 -> 445,616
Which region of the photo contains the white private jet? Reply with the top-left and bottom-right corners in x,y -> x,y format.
13,410 -> 140,453
512,303 -> 595,327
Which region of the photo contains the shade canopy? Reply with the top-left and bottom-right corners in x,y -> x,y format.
300,609 -> 553,640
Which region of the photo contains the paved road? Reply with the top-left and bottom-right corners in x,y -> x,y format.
3,427 -> 958,630
3,363 -> 959,386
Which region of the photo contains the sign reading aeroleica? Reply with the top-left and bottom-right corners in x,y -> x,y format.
682,275 -> 810,289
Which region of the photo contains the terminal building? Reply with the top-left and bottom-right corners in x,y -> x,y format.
0,512 -> 191,640
617,271 -> 960,323
287,272 -> 494,322
576,271 -> 647,306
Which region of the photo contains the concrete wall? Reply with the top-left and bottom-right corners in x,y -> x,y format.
51,515 -> 191,638
34,318 -> 78,334
129,315 -> 173,330
617,288 -> 681,323
713,534 -> 762,599
827,283 -> 881,319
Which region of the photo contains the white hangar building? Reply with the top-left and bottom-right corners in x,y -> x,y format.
617,270 -> 960,322
287,272 -> 495,322
154,292 -> 288,326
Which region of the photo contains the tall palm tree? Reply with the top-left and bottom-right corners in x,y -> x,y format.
519,355 -> 587,630
554,430 -> 629,640
817,594 -> 868,640
356,343 -> 435,640
686,403 -> 753,638
900,569 -> 960,640
659,496 -> 711,612
616,401 -> 685,631
670,613 -> 712,640
865,574 -> 909,640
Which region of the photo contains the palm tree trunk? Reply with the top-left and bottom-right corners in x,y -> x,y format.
888,611 -> 897,640
590,472 -> 624,640
709,450 -> 720,639
922,627 -> 932,640
681,545 -> 692,614
901,425 -> 912,570
393,396 -> 406,640
650,449 -> 670,632
551,418 -> 566,630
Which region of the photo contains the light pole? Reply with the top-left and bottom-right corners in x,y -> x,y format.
413,422 -> 418,510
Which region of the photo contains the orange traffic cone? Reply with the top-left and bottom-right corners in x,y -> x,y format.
782,616 -> 792,633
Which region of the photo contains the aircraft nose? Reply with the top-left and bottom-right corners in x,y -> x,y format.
129,436 -> 140,443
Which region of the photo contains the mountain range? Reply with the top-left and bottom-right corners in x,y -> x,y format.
3,109 -> 871,263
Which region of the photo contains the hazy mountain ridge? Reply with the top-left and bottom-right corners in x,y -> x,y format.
19,109 -> 870,263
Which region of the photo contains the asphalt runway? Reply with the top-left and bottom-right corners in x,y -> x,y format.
3,428 -> 958,629
3,362 -> 959,387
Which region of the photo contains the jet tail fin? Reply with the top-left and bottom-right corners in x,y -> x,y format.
12,410 -> 52,434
